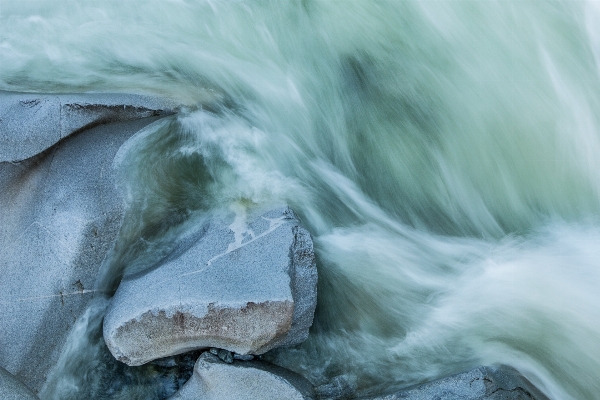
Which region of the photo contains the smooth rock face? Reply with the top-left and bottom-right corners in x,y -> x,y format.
0,114 -> 166,391
103,206 -> 317,366
168,352 -> 315,400
364,365 -> 549,400
0,91 -> 176,162
0,367 -> 39,400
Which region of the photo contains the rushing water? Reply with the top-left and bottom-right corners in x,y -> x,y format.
3,1 -> 600,398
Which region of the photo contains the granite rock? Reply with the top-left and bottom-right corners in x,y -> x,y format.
0,367 -> 39,400
168,352 -> 315,400
363,365 -> 549,400
103,206 -> 317,366
0,91 -> 176,162
0,111 -> 169,391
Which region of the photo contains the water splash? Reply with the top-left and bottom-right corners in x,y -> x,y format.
4,1 -> 600,398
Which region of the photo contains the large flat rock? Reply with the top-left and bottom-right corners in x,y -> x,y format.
0,91 -> 176,162
363,365 -> 549,400
0,114 -> 167,392
103,206 -> 317,366
169,352 -> 315,400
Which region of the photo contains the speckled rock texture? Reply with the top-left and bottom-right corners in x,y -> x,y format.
0,367 -> 39,400
103,206 -> 317,366
363,365 -> 549,400
168,352 -> 315,400
0,91 -> 176,162
0,112 -> 167,392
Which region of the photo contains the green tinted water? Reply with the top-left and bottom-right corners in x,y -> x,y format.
3,1 -> 600,398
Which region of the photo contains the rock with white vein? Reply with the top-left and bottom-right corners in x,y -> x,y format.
103,206 -> 317,366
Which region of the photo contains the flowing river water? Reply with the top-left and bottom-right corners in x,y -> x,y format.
3,1 -> 600,399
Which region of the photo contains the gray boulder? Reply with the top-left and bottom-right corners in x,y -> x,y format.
0,367 -> 39,400
169,352 -> 315,400
0,91 -> 176,162
363,365 -> 549,400
103,206 -> 317,366
0,98 -> 171,391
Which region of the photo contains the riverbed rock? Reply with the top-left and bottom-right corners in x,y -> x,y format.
103,206 -> 317,366
362,365 -> 549,400
315,375 -> 357,400
0,101 -> 171,391
0,91 -> 176,162
168,352 -> 315,400
0,367 -> 39,400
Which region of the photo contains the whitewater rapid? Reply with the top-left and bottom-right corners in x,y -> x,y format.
3,1 -> 600,398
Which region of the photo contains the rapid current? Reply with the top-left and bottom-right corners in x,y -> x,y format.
3,1 -> 600,399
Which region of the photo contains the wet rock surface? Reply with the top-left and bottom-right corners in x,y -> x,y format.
362,365 -> 549,400
103,206 -> 318,366
0,91 -> 176,162
0,367 -> 39,400
169,352 -> 315,400
0,92 -> 175,391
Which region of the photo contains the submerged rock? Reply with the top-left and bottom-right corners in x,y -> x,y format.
103,206 -> 317,366
0,367 -> 39,400
168,352 -> 315,400
0,91 -> 176,163
315,375 -> 357,400
363,365 -> 549,400
0,93 -> 174,391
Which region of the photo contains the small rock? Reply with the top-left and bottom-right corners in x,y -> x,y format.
168,352 -> 315,400
233,353 -> 254,361
103,206 -> 317,366
216,349 -> 233,364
